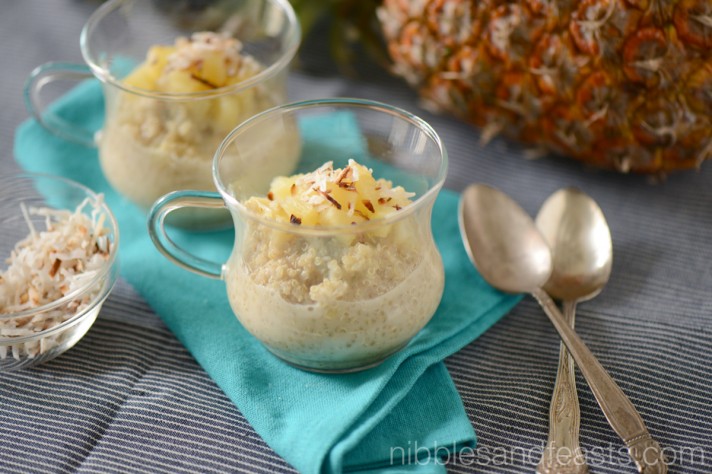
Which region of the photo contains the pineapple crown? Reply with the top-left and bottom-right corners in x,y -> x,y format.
289,0 -> 387,74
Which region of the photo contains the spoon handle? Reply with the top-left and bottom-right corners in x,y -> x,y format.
537,300 -> 587,474
531,288 -> 668,474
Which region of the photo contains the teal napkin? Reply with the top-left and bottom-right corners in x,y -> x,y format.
13,80 -> 521,473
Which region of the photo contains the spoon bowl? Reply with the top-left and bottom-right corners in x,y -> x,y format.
536,187 -> 613,302
458,184 -> 551,294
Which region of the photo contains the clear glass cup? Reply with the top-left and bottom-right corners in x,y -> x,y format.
25,0 -> 300,226
148,98 -> 448,373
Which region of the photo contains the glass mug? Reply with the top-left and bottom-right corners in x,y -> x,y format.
25,0 -> 300,226
148,99 -> 448,373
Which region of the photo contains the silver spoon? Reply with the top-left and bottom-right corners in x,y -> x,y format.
458,184 -> 667,474
534,188 -> 612,474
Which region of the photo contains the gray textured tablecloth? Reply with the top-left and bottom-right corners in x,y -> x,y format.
1,1 -> 710,473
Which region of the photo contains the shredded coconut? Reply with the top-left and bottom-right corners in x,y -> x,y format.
166,31 -> 260,79
0,197 -> 111,361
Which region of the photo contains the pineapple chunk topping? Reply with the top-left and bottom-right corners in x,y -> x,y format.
123,31 -> 263,93
244,160 -> 415,226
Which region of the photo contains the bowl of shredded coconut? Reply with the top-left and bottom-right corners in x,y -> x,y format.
0,173 -> 119,371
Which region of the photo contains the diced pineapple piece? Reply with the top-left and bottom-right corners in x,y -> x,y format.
322,206 -> 357,226
123,65 -> 158,90
200,52 -> 228,88
270,176 -> 299,201
121,32 -> 265,103
241,160 -> 415,229
281,198 -> 320,226
146,45 -> 173,73
182,98 -> 213,123
123,45 -> 175,89
326,185 -> 357,218
216,95 -> 244,132
159,70 -> 212,94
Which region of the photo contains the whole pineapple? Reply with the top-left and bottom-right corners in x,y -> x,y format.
295,0 -> 712,173
378,0 -> 712,173
378,0 -> 712,172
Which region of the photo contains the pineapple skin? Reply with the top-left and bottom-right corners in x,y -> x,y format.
378,0 -> 712,173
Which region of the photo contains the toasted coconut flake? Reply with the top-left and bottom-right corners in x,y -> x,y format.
353,209 -> 370,221
290,215 -> 302,225
20,202 -> 36,239
48,259 -> 61,278
321,191 -> 342,210
0,197 -> 112,360
166,32 -> 255,81
335,165 -> 352,185
1,197 -> 110,315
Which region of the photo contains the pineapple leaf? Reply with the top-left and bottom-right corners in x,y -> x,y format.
290,0 -> 388,75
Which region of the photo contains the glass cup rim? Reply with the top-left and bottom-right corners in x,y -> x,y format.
0,172 -> 120,321
79,0 -> 301,100
212,97 -> 449,235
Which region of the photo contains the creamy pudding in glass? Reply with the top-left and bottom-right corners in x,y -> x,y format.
99,32 -> 283,210
148,99 -> 448,373
25,0 -> 301,228
224,160 -> 444,370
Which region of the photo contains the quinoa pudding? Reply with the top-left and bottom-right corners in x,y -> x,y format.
99,32 -> 287,209
224,160 -> 445,371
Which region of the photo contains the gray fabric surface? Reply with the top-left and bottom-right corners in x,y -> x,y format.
1,1 -> 711,473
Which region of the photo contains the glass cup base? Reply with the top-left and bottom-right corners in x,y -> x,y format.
263,342 -> 409,374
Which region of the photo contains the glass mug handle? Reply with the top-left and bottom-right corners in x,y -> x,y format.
24,62 -> 97,147
148,190 -> 226,280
